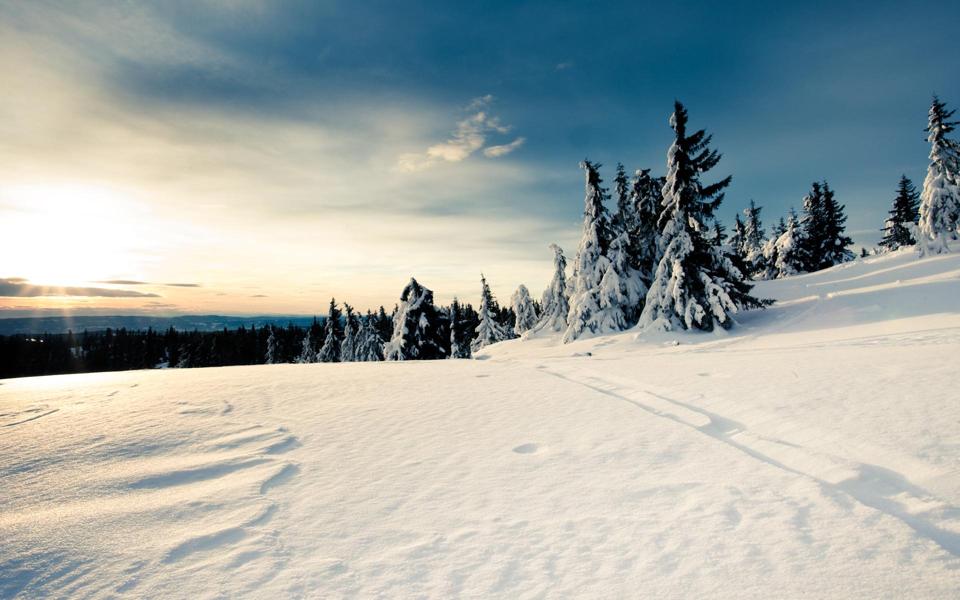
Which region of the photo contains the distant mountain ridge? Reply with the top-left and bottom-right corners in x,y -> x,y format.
0,315 -> 323,335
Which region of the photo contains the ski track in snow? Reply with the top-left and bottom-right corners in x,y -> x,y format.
2,249 -> 960,598
537,366 -> 960,557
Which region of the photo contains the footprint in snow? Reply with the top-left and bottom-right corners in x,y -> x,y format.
512,443 -> 540,454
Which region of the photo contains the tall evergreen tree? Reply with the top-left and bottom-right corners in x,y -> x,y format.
799,181 -> 826,271
564,160 -> 616,342
355,313 -> 384,362
318,299 -> 342,363
448,300 -> 462,359
819,181 -> 854,267
510,284 -> 538,336
472,274 -> 511,352
533,244 -> 569,334
264,325 -> 278,364
918,96 -> 960,255
770,209 -> 804,278
447,298 -> 472,358
611,162 -> 634,236
629,168 -> 662,285
296,329 -> 315,364
340,304 -> 357,362
741,200 -> 766,276
384,278 -> 448,360
730,214 -> 747,265
596,230 -> 646,330
880,175 -> 920,251
638,101 -> 767,332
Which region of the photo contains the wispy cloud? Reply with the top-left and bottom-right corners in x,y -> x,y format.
96,280 -> 202,288
483,137 -> 526,158
0,278 -> 160,298
555,61 -> 574,71
396,95 -> 524,172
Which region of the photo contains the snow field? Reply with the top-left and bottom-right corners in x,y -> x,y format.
2,248 -> 960,597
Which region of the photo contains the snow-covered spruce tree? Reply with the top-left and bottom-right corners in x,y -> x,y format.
638,101 -> 767,332
741,200 -> 766,277
318,299 -> 342,363
340,304 -> 357,362
759,216 -> 788,280
798,181 -> 826,271
770,210 -> 804,278
532,244 -> 569,333
510,284 -> 538,335
296,329 -> 315,364
265,326 -> 278,364
596,229 -> 647,330
447,298 -> 472,358
384,278 -> 448,360
918,96 -> 960,255
730,213 -> 747,264
354,313 -> 384,362
471,274 -> 511,352
629,168 -> 662,286
818,181 -> 854,267
880,175 -> 920,251
448,300 -> 462,359
611,163 -> 635,237
563,160 -> 618,342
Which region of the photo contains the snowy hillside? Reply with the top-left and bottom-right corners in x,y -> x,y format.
3,249 -> 960,598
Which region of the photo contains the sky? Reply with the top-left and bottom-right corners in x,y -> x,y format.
2,0 -> 958,317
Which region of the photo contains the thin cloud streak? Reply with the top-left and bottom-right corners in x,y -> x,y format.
0,278 -> 160,298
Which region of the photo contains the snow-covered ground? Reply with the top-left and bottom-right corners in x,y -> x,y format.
2,249 -> 960,598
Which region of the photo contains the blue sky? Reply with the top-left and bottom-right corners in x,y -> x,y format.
1,0 -> 958,315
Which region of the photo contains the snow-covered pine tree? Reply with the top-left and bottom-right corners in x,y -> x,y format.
772,216 -> 787,239
355,312 -> 384,362
771,209 -> 804,278
265,325 -> 278,364
819,181 -> 854,267
595,229 -> 647,330
318,299 -> 342,363
471,274 -> 511,352
563,160 -> 617,342
611,163 -> 634,237
798,181 -> 826,271
384,278 -> 448,360
629,168 -> 662,287
447,298 -> 472,358
532,244 -> 569,334
448,300 -> 462,359
880,175 -> 920,251
918,96 -> 960,255
638,101 -> 767,332
296,329 -> 315,364
741,200 -> 766,277
340,304 -> 357,362
759,216 -> 788,280
510,284 -> 538,335
730,214 -> 747,264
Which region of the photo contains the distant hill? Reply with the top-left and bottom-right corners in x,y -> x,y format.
0,314 -> 322,335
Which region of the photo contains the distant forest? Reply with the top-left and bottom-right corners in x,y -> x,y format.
0,299 -> 519,379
